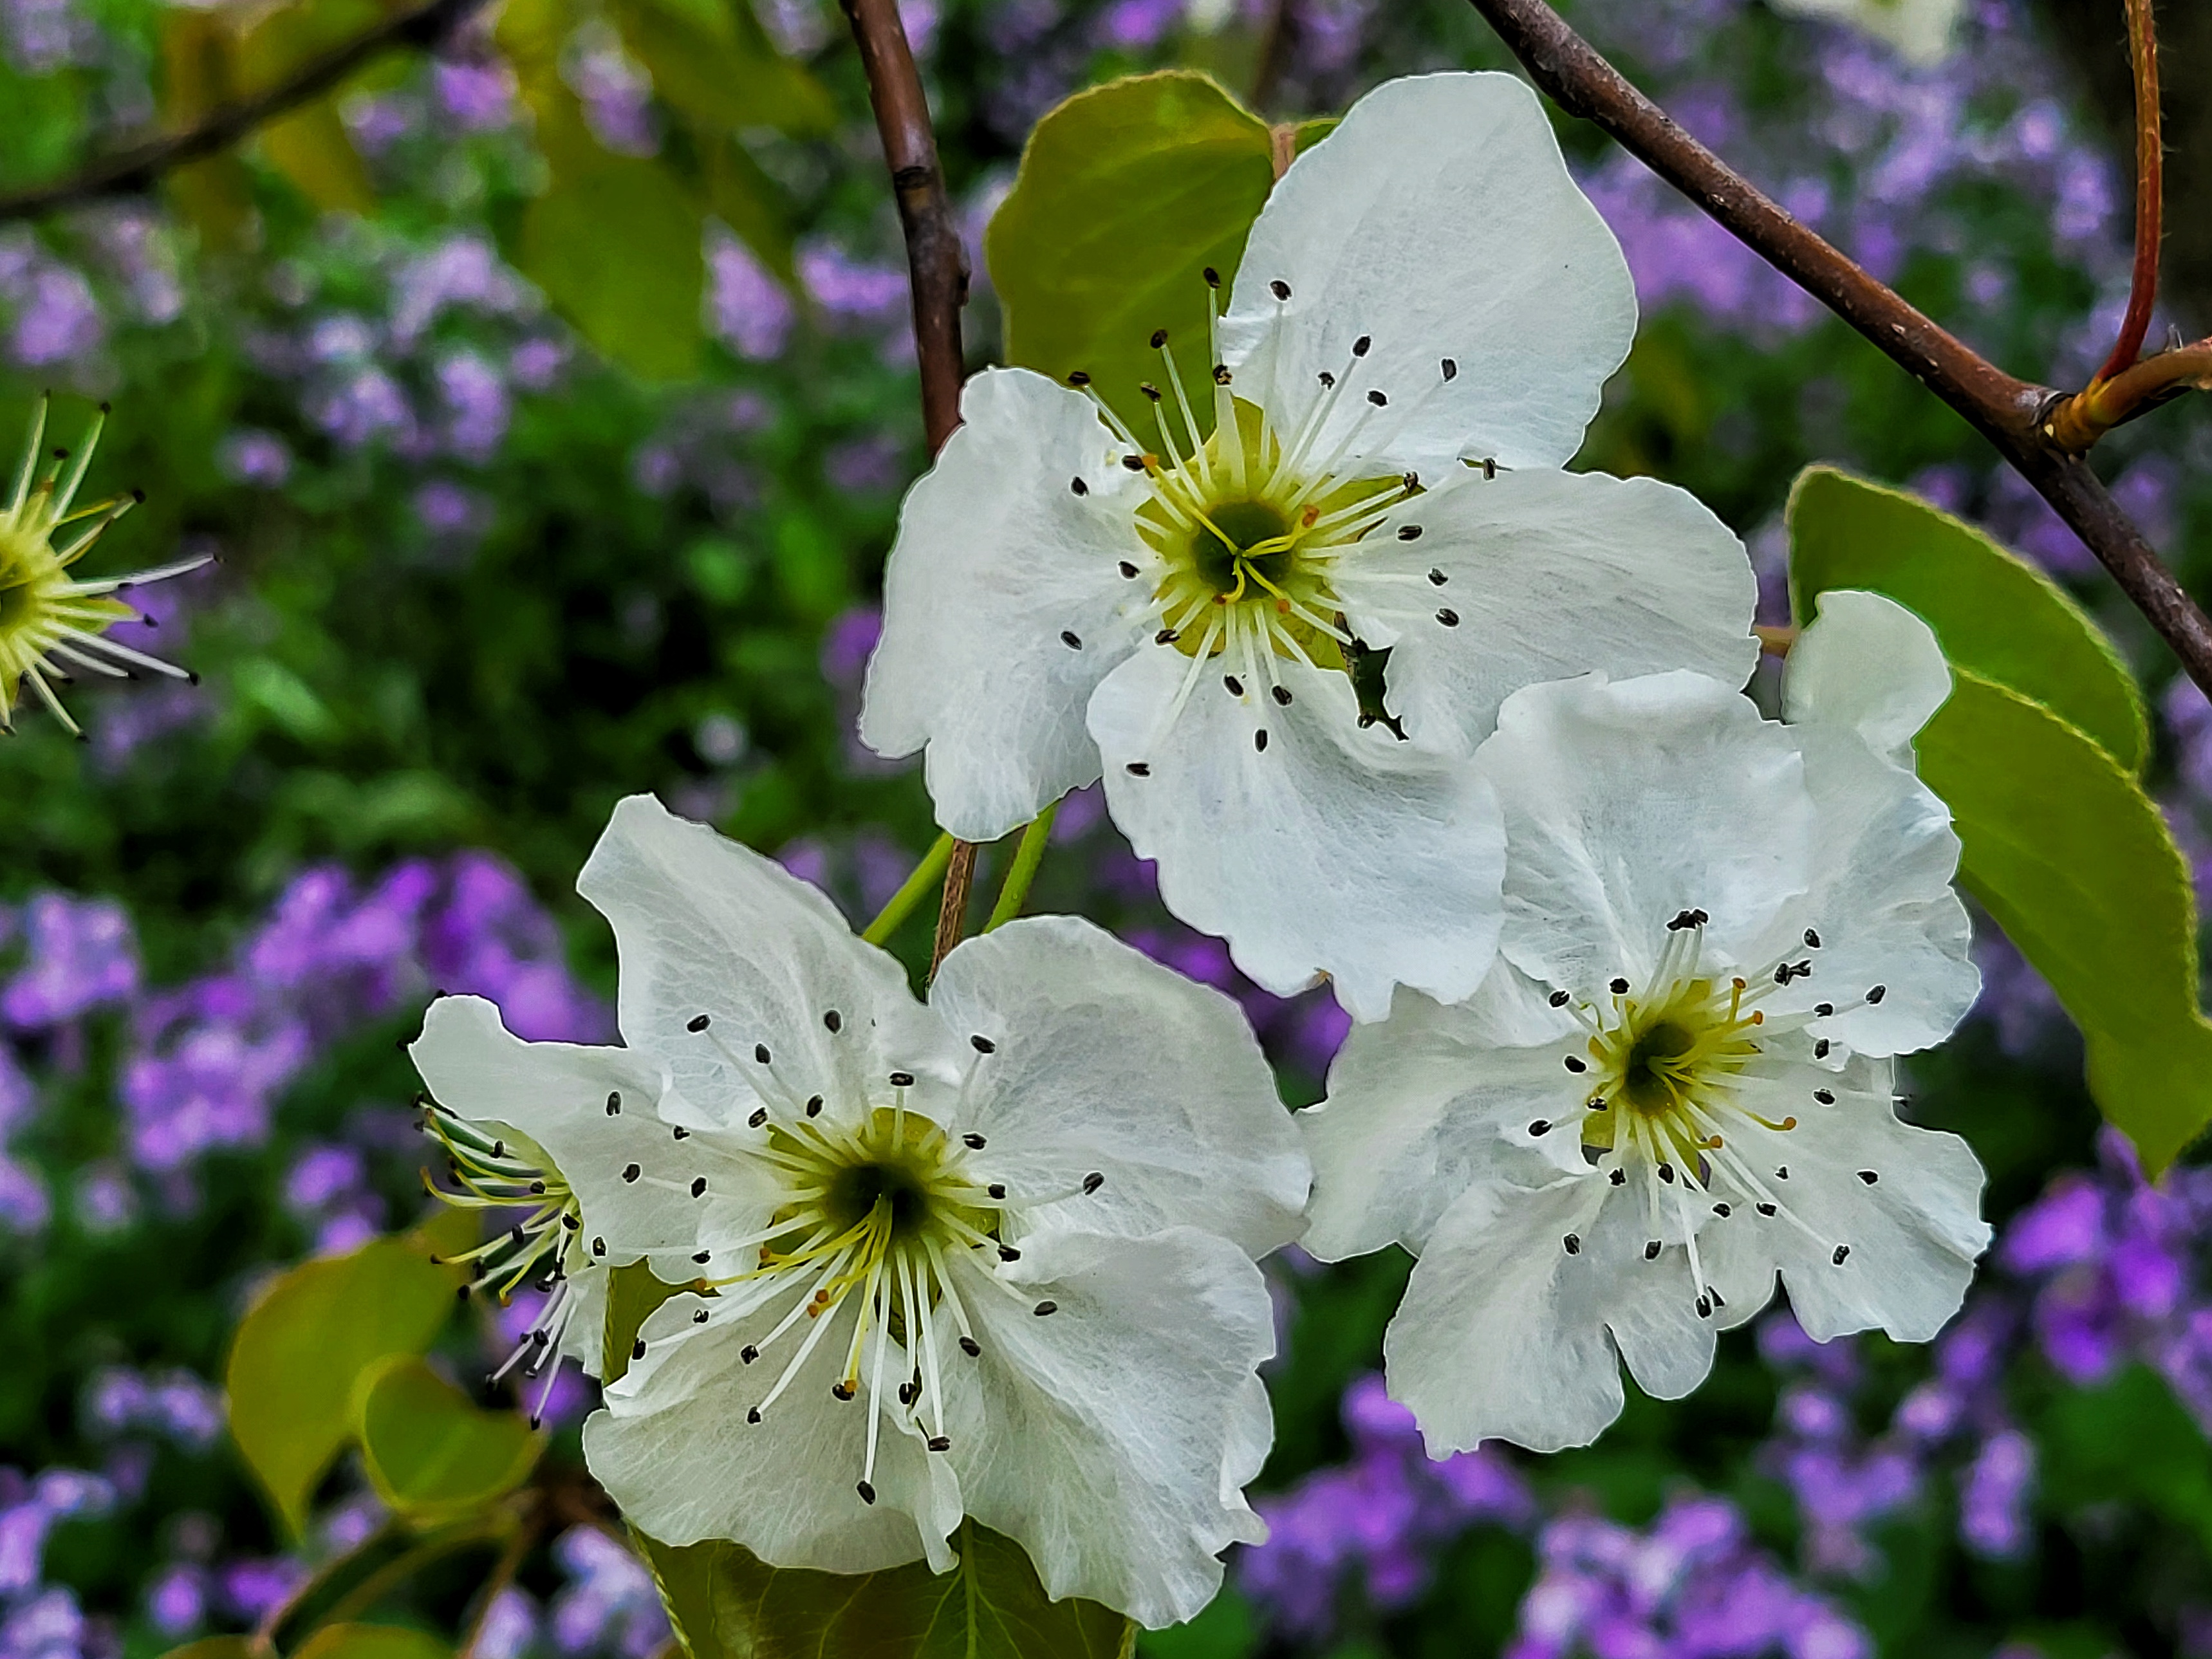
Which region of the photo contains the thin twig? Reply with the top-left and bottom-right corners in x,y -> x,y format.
1465,0 -> 2212,698
2096,0 -> 2163,385
839,0 -> 976,972
2049,340 -> 2212,449
0,0 -> 489,223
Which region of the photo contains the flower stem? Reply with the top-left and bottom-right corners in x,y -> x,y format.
984,802 -> 1061,932
2096,0 -> 2164,386
930,842 -> 979,977
861,831 -> 955,946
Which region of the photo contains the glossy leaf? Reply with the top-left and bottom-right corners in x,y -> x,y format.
1788,465 -> 2146,770
355,1356 -> 541,1526
638,1522 -> 1136,1659
1914,670 -> 2212,1173
224,1219 -> 466,1536
987,71 -> 1276,436
292,1625 -> 451,1659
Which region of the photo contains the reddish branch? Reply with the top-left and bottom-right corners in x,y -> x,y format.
0,0 -> 488,224
2096,0 -> 2163,385
1464,0 -> 2212,698
838,0 -> 976,970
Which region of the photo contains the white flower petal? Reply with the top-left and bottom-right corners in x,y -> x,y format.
943,1227 -> 1275,1629
588,1292 -> 960,1573
1770,0 -> 1961,64
1301,967 -> 1581,1261
1700,1058 -> 1989,1343
927,916 -> 1310,1257
552,1266 -> 609,1377
409,995 -> 732,1267
577,795 -> 958,1136
860,369 -> 1153,840
1088,648 -> 1503,1021
1220,72 -> 1635,476
1783,589 -> 1951,765
1338,470 -> 1758,756
1476,672 -> 1811,990
1386,1168 -> 1716,1455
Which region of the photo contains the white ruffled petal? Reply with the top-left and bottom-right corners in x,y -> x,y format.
942,1227 -> 1276,1629
1475,672 -> 1811,992
1301,966 -> 1582,1261
1088,647 -> 1503,1022
588,1291 -> 962,1573
1220,73 -> 1635,477
927,916 -> 1309,1257
577,795 -> 959,1137
860,368 -> 1153,840
1338,470 -> 1758,756
1783,589 -> 1951,765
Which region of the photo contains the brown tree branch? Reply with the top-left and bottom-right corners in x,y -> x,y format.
837,0 -> 975,973
1465,0 -> 2212,697
2096,0 -> 2163,384
0,0 -> 489,224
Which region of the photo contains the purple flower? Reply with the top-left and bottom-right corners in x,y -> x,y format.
3,894 -> 138,1030
1958,1429 -> 2035,1559
549,1528 -> 669,1658
707,231 -> 795,362
819,607 -> 882,692
8,266 -> 102,367
432,55 -> 518,131
391,235 -> 525,347
436,349 -> 511,462
218,430 -> 293,488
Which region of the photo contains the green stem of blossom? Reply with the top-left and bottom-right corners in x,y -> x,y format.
861,831 -> 956,946
985,801 -> 1061,932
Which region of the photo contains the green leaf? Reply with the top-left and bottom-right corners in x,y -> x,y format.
158,1639 -> 259,1659
225,1223 -> 465,1537
355,1356 -> 541,1526
1914,670 -> 2212,1173
2040,1366 -> 2212,1557
639,1520 -> 1136,1659
1787,465 -> 2147,771
602,1260 -> 687,1382
986,71 -> 1276,438
292,1626 -> 451,1659
609,0 -> 837,139
702,133 -> 796,288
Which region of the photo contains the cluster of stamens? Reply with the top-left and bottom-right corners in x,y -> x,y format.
1534,911 -> 1894,1321
678,1013 -> 1102,1506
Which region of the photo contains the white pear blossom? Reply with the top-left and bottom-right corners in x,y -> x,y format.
1298,593 -> 1988,1456
861,71 -> 1758,1021
1769,0 -> 1962,65
417,795 -> 1309,1628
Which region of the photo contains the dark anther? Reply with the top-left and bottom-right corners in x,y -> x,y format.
754,1043 -> 772,1064
632,1338 -> 647,1359
1212,364 -> 1232,385
741,1345 -> 759,1364
687,1014 -> 711,1032
1155,627 -> 1178,645
694,1250 -> 712,1264
1610,1168 -> 1627,1185
1352,334 -> 1371,357
673,1127 -> 691,1140
1804,928 -> 1822,948
1858,1170 -> 1879,1185
1564,1055 -> 1587,1073
1254,730 -> 1269,752
1068,369 -> 1092,386
1427,568 -> 1447,585
1548,989 -> 1571,1006
1814,1002 -> 1835,1017
1529,1120 -> 1551,1136
1659,1163 -> 1676,1183
964,1131 -> 988,1147
563,1214 -> 581,1230
1033,1301 -> 1058,1317
1071,476 -> 1089,496
1563,1234 -> 1581,1255
900,1381 -> 917,1404
1126,762 -> 1151,776
1223,674 -> 1243,696
1140,383 -> 1161,403
693,1309 -> 709,1324
999,1245 -> 1021,1261
1776,1166 -> 1790,1180
832,1382 -> 855,1401
1814,1039 -> 1830,1059
1397,524 -> 1423,541
530,1180 -> 547,1194
1644,1239 -> 1663,1261
1272,685 -> 1292,706
456,1284 -> 472,1301
1269,279 -> 1291,301
971,1036 -> 996,1055
1713,1202 -> 1732,1218
890,1070 -> 915,1088
1832,1245 -> 1851,1265
960,1337 -> 981,1357
1083,1171 -> 1105,1193
806,1095 -> 824,1117
1436,607 -> 1460,627
1061,630 -> 1083,649
748,1108 -> 768,1129
824,1010 -> 842,1033
1813,1089 -> 1835,1105
1757,1202 -> 1778,1216
1366,389 -> 1388,407
747,1406 -> 763,1423
1150,328 -> 1169,347
622,1163 -> 642,1183
606,1091 -> 622,1115
592,1236 -> 607,1256
1318,371 -> 1336,389
1696,1296 -> 1711,1319
1866,985 -> 1887,1004
1610,977 -> 1630,994
1480,458 -> 1498,479
1203,266 -> 1221,287
927,1436 -> 951,1452
1441,358 -> 1458,380
988,1183 -> 1007,1199
1122,454 -> 1146,472
857,1481 -> 877,1505
1119,561 -> 1139,578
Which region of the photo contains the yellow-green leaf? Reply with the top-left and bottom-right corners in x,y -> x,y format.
259,98 -> 375,216
639,1521 -> 1136,1659
225,1223 -> 465,1537
1915,670 -> 2212,1172
355,1356 -> 541,1526
1788,465 -> 2147,771
158,1639 -> 257,1659
292,1626 -> 451,1659
703,133 -> 796,287
986,71 -> 1276,438
610,0 -> 836,139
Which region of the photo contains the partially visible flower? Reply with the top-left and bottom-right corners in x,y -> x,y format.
1769,0 -> 1964,66
2,893 -> 137,1028
0,400 -> 207,737
417,794 -> 1310,1627
863,73 -> 1755,1020
1301,593 -> 1986,1453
